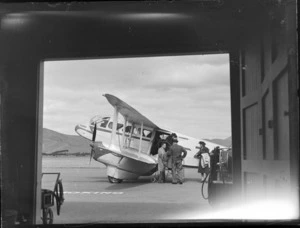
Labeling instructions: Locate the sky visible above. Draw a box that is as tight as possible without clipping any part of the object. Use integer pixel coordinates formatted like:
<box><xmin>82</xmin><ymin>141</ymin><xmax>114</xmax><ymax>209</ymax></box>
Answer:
<box><xmin>43</xmin><ymin>54</ymin><xmax>231</xmax><ymax>139</ymax></box>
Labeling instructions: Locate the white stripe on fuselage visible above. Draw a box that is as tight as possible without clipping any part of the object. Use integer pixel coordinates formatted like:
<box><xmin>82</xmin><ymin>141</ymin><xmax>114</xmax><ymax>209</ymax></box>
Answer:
<box><xmin>76</xmin><ymin>125</ymin><xmax>152</xmax><ymax>143</ymax></box>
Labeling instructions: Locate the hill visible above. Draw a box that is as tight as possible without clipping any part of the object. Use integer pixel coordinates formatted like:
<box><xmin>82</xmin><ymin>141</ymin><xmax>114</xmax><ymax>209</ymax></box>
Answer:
<box><xmin>204</xmin><ymin>136</ymin><xmax>232</xmax><ymax>147</ymax></box>
<box><xmin>43</xmin><ymin>128</ymin><xmax>91</xmax><ymax>155</ymax></box>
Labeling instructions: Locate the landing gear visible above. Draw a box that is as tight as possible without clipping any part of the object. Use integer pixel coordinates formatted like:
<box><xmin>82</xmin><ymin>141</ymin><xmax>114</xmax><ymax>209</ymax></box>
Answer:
<box><xmin>108</xmin><ymin>176</ymin><xmax>123</xmax><ymax>183</ymax></box>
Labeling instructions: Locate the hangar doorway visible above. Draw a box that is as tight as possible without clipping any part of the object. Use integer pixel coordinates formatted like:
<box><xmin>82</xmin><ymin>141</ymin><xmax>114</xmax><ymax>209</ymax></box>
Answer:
<box><xmin>40</xmin><ymin>54</ymin><xmax>232</xmax><ymax>223</ymax></box>
<box><xmin>1</xmin><ymin>1</ymin><xmax>297</xmax><ymax>226</ymax></box>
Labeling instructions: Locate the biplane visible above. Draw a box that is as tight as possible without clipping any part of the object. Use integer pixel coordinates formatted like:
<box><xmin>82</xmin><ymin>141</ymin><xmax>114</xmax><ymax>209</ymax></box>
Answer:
<box><xmin>75</xmin><ymin>94</ymin><xmax>225</xmax><ymax>183</ymax></box>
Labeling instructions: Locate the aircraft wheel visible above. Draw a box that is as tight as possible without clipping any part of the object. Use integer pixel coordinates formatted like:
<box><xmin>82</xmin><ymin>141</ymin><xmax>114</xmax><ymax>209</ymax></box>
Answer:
<box><xmin>108</xmin><ymin>176</ymin><xmax>123</xmax><ymax>183</ymax></box>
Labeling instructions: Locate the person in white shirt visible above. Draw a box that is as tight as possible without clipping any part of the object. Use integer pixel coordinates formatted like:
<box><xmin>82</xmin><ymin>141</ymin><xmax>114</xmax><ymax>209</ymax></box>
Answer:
<box><xmin>157</xmin><ymin>142</ymin><xmax>167</xmax><ymax>183</ymax></box>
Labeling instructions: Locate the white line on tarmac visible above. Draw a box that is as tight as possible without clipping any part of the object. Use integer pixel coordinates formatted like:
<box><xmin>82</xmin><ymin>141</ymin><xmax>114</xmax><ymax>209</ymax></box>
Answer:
<box><xmin>64</xmin><ymin>191</ymin><xmax>124</xmax><ymax>194</ymax></box>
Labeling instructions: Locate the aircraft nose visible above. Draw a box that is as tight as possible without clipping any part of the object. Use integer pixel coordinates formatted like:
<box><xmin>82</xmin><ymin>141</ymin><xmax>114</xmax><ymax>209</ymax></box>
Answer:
<box><xmin>75</xmin><ymin>124</ymin><xmax>87</xmax><ymax>132</ymax></box>
<box><xmin>75</xmin><ymin>124</ymin><xmax>93</xmax><ymax>140</ymax></box>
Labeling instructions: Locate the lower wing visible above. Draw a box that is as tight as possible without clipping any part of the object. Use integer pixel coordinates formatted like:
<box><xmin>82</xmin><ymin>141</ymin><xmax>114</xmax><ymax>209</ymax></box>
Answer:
<box><xmin>94</xmin><ymin>143</ymin><xmax>157</xmax><ymax>165</ymax></box>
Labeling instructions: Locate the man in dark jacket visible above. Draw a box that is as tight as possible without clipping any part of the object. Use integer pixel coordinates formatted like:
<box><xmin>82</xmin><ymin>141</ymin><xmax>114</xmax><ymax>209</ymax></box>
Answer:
<box><xmin>210</xmin><ymin>146</ymin><xmax>220</xmax><ymax>181</ymax></box>
<box><xmin>168</xmin><ymin>138</ymin><xmax>187</xmax><ymax>184</ymax></box>
<box><xmin>164</xmin><ymin>133</ymin><xmax>177</xmax><ymax>170</ymax></box>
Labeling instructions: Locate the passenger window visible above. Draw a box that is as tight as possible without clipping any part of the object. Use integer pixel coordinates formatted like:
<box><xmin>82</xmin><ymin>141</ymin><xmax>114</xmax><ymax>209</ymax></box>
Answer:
<box><xmin>133</xmin><ymin>127</ymin><xmax>139</xmax><ymax>135</ymax></box>
<box><xmin>143</xmin><ymin>129</ymin><xmax>152</xmax><ymax>138</ymax></box>
<box><xmin>107</xmin><ymin>122</ymin><xmax>123</xmax><ymax>130</ymax></box>
<box><xmin>117</xmin><ymin>123</ymin><xmax>123</xmax><ymax>130</ymax></box>
<box><xmin>125</xmin><ymin>126</ymin><xmax>131</xmax><ymax>133</ymax></box>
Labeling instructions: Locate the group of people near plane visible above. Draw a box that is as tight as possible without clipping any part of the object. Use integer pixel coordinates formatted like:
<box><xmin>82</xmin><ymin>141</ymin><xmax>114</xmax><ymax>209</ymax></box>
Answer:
<box><xmin>156</xmin><ymin>133</ymin><xmax>211</xmax><ymax>184</ymax></box>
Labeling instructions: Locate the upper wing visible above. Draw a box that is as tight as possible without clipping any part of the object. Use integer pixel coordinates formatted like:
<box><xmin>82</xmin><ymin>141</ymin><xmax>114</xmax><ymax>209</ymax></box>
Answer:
<box><xmin>103</xmin><ymin>94</ymin><xmax>158</xmax><ymax>129</ymax></box>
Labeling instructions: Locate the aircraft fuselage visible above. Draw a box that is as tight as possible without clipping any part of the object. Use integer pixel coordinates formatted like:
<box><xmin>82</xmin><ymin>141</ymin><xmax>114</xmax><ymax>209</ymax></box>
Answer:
<box><xmin>75</xmin><ymin>115</ymin><xmax>225</xmax><ymax>182</ymax></box>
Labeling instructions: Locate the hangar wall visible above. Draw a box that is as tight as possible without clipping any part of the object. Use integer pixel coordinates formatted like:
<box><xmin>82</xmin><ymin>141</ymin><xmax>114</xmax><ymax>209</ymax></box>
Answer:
<box><xmin>1</xmin><ymin>61</ymin><xmax>40</xmax><ymax>224</ymax></box>
<box><xmin>239</xmin><ymin>1</ymin><xmax>298</xmax><ymax>202</ymax></box>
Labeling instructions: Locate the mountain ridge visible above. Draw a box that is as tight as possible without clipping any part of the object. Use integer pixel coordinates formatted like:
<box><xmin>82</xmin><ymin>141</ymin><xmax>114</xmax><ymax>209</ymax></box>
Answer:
<box><xmin>204</xmin><ymin>136</ymin><xmax>232</xmax><ymax>147</ymax></box>
<box><xmin>43</xmin><ymin>128</ymin><xmax>91</xmax><ymax>155</ymax></box>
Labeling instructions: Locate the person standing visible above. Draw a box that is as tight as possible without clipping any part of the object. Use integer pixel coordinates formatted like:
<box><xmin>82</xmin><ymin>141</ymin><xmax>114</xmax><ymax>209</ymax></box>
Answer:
<box><xmin>164</xmin><ymin>133</ymin><xmax>176</xmax><ymax>169</ymax></box>
<box><xmin>165</xmin><ymin>133</ymin><xmax>177</xmax><ymax>152</ymax></box>
<box><xmin>157</xmin><ymin>142</ymin><xmax>167</xmax><ymax>183</ymax></box>
<box><xmin>194</xmin><ymin>141</ymin><xmax>210</xmax><ymax>182</ymax></box>
<box><xmin>209</xmin><ymin>146</ymin><xmax>220</xmax><ymax>181</ymax></box>
<box><xmin>168</xmin><ymin>138</ymin><xmax>187</xmax><ymax>184</ymax></box>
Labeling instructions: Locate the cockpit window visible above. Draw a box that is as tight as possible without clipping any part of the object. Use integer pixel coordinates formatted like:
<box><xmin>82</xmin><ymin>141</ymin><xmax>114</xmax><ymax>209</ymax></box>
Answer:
<box><xmin>100</xmin><ymin>119</ymin><xmax>109</xmax><ymax>128</ymax></box>
<box><xmin>90</xmin><ymin>116</ymin><xmax>110</xmax><ymax>126</ymax></box>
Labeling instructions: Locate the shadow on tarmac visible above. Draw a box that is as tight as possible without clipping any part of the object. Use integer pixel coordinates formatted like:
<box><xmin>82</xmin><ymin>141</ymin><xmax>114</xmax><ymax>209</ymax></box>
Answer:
<box><xmin>184</xmin><ymin>177</ymin><xmax>202</xmax><ymax>182</ymax></box>
<box><xmin>104</xmin><ymin>176</ymin><xmax>202</xmax><ymax>190</ymax></box>
<box><xmin>105</xmin><ymin>183</ymin><xmax>151</xmax><ymax>190</ymax></box>
<box><xmin>105</xmin><ymin>177</ymin><xmax>153</xmax><ymax>190</ymax></box>
<box><xmin>86</xmin><ymin>176</ymin><xmax>110</xmax><ymax>183</ymax></box>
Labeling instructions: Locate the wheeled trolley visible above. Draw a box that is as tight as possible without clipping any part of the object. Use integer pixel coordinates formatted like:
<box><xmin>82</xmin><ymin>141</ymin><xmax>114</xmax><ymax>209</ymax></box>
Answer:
<box><xmin>41</xmin><ymin>172</ymin><xmax>64</xmax><ymax>224</ymax></box>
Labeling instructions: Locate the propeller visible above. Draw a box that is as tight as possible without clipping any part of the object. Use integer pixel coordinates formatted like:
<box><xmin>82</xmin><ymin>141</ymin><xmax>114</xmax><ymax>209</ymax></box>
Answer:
<box><xmin>90</xmin><ymin>123</ymin><xmax>97</xmax><ymax>164</ymax></box>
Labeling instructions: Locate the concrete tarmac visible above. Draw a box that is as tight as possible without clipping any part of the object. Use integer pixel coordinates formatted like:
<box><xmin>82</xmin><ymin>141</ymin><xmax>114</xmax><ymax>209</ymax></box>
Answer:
<box><xmin>42</xmin><ymin>157</ymin><xmax>213</xmax><ymax>224</ymax></box>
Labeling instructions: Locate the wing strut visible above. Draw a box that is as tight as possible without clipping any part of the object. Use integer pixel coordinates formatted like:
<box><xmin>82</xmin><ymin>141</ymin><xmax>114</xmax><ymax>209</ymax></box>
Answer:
<box><xmin>128</xmin><ymin>123</ymin><xmax>134</xmax><ymax>148</ymax></box>
<box><xmin>147</xmin><ymin>129</ymin><xmax>156</xmax><ymax>155</ymax></box>
<box><xmin>110</xmin><ymin>106</ymin><xmax>118</xmax><ymax>148</ymax></box>
<box><xmin>138</xmin><ymin>122</ymin><xmax>144</xmax><ymax>155</ymax></box>
<box><xmin>122</xmin><ymin>117</ymin><xmax>127</xmax><ymax>148</ymax></box>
